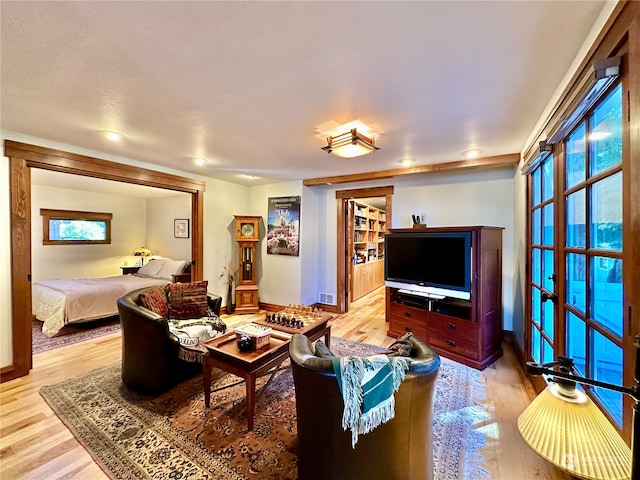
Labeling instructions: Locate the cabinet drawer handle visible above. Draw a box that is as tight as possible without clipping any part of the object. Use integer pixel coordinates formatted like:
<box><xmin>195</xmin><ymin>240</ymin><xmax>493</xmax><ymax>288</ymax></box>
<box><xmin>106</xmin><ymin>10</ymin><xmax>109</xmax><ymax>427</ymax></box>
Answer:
<box><xmin>447</xmin><ymin>340</ymin><xmax>456</xmax><ymax>347</ymax></box>
<box><xmin>447</xmin><ymin>323</ymin><xmax>456</xmax><ymax>329</ymax></box>
<box><xmin>404</xmin><ymin>312</ymin><xmax>412</xmax><ymax>318</ymax></box>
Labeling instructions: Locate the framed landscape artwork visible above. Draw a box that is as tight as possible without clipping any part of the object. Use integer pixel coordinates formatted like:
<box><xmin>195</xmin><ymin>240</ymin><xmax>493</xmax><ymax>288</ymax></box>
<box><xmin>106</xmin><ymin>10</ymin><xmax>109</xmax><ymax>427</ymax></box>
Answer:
<box><xmin>267</xmin><ymin>196</ymin><xmax>300</xmax><ymax>256</ymax></box>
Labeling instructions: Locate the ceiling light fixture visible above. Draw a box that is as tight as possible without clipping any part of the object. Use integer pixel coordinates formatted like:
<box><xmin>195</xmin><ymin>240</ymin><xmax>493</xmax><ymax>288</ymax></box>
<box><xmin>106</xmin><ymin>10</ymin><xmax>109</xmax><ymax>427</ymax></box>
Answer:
<box><xmin>399</xmin><ymin>158</ymin><xmax>416</xmax><ymax>166</ymax></box>
<box><xmin>322</xmin><ymin>128</ymin><xmax>379</xmax><ymax>158</ymax></box>
<box><xmin>462</xmin><ymin>148</ymin><xmax>483</xmax><ymax>159</ymax></box>
<box><xmin>194</xmin><ymin>157</ymin><xmax>207</xmax><ymax>166</ymax></box>
<box><xmin>103</xmin><ymin>131</ymin><xmax>125</xmax><ymax>142</ymax></box>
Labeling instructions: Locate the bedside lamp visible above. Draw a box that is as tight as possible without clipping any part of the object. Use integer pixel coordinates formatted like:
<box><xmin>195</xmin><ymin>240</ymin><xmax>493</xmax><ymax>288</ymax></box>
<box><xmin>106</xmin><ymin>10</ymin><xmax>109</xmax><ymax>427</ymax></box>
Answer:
<box><xmin>518</xmin><ymin>336</ymin><xmax>638</xmax><ymax>480</ymax></box>
<box><xmin>132</xmin><ymin>246</ymin><xmax>153</xmax><ymax>265</ymax></box>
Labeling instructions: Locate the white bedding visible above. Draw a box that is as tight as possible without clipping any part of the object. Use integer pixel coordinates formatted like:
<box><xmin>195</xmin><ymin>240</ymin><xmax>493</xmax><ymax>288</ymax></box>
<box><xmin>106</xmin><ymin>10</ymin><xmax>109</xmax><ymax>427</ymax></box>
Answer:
<box><xmin>33</xmin><ymin>274</ymin><xmax>170</xmax><ymax>337</ymax></box>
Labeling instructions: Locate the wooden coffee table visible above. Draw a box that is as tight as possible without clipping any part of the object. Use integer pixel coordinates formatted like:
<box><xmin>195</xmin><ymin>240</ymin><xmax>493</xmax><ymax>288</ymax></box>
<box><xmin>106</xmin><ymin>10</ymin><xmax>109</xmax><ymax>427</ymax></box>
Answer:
<box><xmin>202</xmin><ymin>311</ymin><xmax>333</xmax><ymax>430</ymax></box>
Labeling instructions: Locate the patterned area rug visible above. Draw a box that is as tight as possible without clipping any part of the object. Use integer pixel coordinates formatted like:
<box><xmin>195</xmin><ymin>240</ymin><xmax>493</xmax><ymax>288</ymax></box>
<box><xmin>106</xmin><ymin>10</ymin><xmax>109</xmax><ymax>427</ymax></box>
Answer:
<box><xmin>40</xmin><ymin>337</ymin><xmax>489</xmax><ymax>480</ymax></box>
<box><xmin>32</xmin><ymin>317</ymin><xmax>121</xmax><ymax>354</ymax></box>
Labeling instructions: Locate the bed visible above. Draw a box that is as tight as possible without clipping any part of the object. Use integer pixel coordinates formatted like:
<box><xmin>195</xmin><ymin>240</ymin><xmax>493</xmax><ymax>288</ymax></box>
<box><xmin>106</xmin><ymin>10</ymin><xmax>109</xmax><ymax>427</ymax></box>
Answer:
<box><xmin>33</xmin><ymin>258</ymin><xmax>191</xmax><ymax>337</ymax></box>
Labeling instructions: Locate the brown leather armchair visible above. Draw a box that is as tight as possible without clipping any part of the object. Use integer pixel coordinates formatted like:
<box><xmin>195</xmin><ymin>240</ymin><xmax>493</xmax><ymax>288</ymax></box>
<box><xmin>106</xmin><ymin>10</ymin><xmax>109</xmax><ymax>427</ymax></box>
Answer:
<box><xmin>117</xmin><ymin>286</ymin><xmax>222</xmax><ymax>395</ymax></box>
<box><xmin>289</xmin><ymin>333</ymin><xmax>441</xmax><ymax>480</ymax></box>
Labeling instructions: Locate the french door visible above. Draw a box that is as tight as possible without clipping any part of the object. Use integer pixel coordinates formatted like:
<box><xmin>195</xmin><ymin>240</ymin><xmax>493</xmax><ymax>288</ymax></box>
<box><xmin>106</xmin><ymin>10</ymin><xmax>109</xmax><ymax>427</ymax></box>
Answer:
<box><xmin>526</xmin><ymin>81</ymin><xmax>626</xmax><ymax>429</ymax></box>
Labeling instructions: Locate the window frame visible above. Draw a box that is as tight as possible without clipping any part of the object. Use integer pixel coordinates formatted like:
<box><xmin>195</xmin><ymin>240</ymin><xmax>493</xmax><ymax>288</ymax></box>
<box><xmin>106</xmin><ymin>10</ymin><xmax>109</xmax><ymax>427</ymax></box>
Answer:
<box><xmin>40</xmin><ymin>208</ymin><xmax>112</xmax><ymax>245</ymax></box>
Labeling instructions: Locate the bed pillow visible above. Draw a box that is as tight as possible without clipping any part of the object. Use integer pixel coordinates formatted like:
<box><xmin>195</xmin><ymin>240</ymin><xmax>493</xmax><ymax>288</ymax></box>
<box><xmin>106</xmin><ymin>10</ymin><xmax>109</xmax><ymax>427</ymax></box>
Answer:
<box><xmin>139</xmin><ymin>287</ymin><xmax>168</xmax><ymax>318</ymax></box>
<box><xmin>156</xmin><ymin>259</ymin><xmax>189</xmax><ymax>280</ymax></box>
<box><xmin>167</xmin><ymin>281</ymin><xmax>209</xmax><ymax>320</ymax></box>
<box><xmin>136</xmin><ymin>259</ymin><xmax>166</xmax><ymax>277</ymax></box>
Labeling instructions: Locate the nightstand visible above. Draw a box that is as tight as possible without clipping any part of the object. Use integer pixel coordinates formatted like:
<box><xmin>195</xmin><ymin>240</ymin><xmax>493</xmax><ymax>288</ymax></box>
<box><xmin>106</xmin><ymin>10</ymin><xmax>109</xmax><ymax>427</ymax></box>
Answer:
<box><xmin>121</xmin><ymin>266</ymin><xmax>141</xmax><ymax>275</ymax></box>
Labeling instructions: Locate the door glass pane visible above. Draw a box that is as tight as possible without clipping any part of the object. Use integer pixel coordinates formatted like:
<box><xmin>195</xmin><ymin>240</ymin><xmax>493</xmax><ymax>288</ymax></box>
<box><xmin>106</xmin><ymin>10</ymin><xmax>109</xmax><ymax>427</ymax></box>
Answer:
<box><xmin>591</xmin><ymin>172</ymin><xmax>622</xmax><ymax>251</ymax></box>
<box><xmin>532</xmin><ymin>208</ymin><xmax>541</xmax><ymax>245</ymax></box>
<box><xmin>532</xmin><ymin>168</ymin><xmax>541</xmax><ymax>206</ymax></box>
<box><xmin>591</xmin><ymin>256</ymin><xmax>623</xmax><ymax>337</ymax></box>
<box><xmin>542</xmin><ymin>339</ymin><xmax>554</xmax><ymax>364</ymax></box>
<box><xmin>590</xmin><ymin>84</ymin><xmax>622</xmax><ymax>176</ymax></box>
<box><xmin>566</xmin><ymin>253</ymin><xmax>586</xmax><ymax>314</ymax></box>
<box><xmin>542</xmin><ymin>156</ymin><xmax>553</xmax><ymax>201</ymax></box>
<box><xmin>532</xmin><ymin>287</ymin><xmax>541</xmax><ymax>325</ymax></box>
<box><xmin>566</xmin><ymin>122</ymin><xmax>586</xmax><ymax>189</ymax></box>
<box><xmin>566</xmin><ymin>188</ymin><xmax>585</xmax><ymax>247</ymax></box>
<box><xmin>532</xmin><ymin>248</ymin><xmax>541</xmax><ymax>286</ymax></box>
<box><xmin>542</xmin><ymin>296</ymin><xmax>554</xmax><ymax>341</ymax></box>
<box><xmin>542</xmin><ymin>250</ymin><xmax>554</xmax><ymax>292</ymax></box>
<box><xmin>542</xmin><ymin>204</ymin><xmax>553</xmax><ymax>245</ymax></box>
<box><xmin>590</xmin><ymin>330</ymin><xmax>623</xmax><ymax>426</ymax></box>
<box><xmin>532</xmin><ymin>325</ymin><xmax>541</xmax><ymax>363</ymax></box>
<box><xmin>566</xmin><ymin>312</ymin><xmax>586</xmax><ymax>375</ymax></box>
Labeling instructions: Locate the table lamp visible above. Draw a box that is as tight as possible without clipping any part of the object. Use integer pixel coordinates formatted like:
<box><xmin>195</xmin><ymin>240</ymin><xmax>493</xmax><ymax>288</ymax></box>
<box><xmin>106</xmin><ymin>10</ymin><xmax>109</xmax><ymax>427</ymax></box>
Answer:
<box><xmin>132</xmin><ymin>246</ymin><xmax>153</xmax><ymax>265</ymax></box>
<box><xmin>518</xmin><ymin>335</ymin><xmax>638</xmax><ymax>480</ymax></box>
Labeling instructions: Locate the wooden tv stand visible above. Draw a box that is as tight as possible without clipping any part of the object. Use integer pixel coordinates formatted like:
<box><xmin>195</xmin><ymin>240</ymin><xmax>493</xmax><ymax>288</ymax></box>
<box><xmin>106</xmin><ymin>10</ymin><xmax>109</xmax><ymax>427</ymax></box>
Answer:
<box><xmin>385</xmin><ymin>226</ymin><xmax>503</xmax><ymax>370</ymax></box>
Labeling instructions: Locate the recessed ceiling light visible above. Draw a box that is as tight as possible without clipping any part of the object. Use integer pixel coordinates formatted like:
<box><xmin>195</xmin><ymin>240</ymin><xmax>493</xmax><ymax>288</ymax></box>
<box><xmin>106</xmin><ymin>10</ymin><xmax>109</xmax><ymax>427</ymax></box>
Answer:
<box><xmin>103</xmin><ymin>131</ymin><xmax>125</xmax><ymax>142</ymax></box>
<box><xmin>399</xmin><ymin>158</ymin><xmax>416</xmax><ymax>166</ymax></box>
<box><xmin>241</xmin><ymin>174</ymin><xmax>259</xmax><ymax>179</ymax></box>
<box><xmin>462</xmin><ymin>148</ymin><xmax>483</xmax><ymax>159</ymax></box>
<box><xmin>194</xmin><ymin>157</ymin><xmax>207</xmax><ymax>166</ymax></box>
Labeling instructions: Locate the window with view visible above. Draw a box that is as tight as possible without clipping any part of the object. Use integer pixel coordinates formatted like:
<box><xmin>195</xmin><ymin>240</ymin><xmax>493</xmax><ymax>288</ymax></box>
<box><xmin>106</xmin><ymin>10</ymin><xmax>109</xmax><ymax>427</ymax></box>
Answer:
<box><xmin>564</xmin><ymin>83</ymin><xmax>623</xmax><ymax>426</ymax></box>
<box><xmin>41</xmin><ymin>209</ymin><xmax>112</xmax><ymax>245</ymax></box>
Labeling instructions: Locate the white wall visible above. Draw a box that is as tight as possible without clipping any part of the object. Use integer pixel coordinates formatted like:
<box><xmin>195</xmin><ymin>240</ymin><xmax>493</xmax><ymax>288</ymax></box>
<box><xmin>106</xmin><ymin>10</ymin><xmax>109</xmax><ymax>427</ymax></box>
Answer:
<box><xmin>31</xmin><ymin>185</ymin><xmax>147</xmax><ymax>281</ymax></box>
<box><xmin>201</xmin><ymin>177</ymin><xmax>251</xmax><ymax>306</ymax></box>
<box><xmin>146</xmin><ymin>194</ymin><xmax>191</xmax><ymax>262</ymax></box>
<box><xmin>1</xmin><ymin>130</ymin><xmax>250</xmax><ymax>368</ymax></box>
<box><xmin>511</xmin><ymin>168</ymin><xmax>527</xmax><ymax>350</ymax></box>
<box><xmin>308</xmin><ymin>168</ymin><xmax>518</xmax><ymax>330</ymax></box>
<box><xmin>0</xmin><ymin>145</ymin><xmax>11</xmax><ymax>366</ymax></box>
<box><xmin>246</xmin><ymin>181</ymin><xmax>307</xmax><ymax>307</ymax></box>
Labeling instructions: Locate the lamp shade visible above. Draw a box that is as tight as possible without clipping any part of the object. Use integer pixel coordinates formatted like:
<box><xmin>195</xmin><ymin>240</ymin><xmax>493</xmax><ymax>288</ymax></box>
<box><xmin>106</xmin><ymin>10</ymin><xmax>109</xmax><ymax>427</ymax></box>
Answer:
<box><xmin>132</xmin><ymin>246</ymin><xmax>153</xmax><ymax>264</ymax></box>
<box><xmin>518</xmin><ymin>383</ymin><xmax>631</xmax><ymax>480</ymax></box>
<box><xmin>321</xmin><ymin>128</ymin><xmax>379</xmax><ymax>158</ymax></box>
<box><xmin>132</xmin><ymin>246</ymin><xmax>152</xmax><ymax>257</ymax></box>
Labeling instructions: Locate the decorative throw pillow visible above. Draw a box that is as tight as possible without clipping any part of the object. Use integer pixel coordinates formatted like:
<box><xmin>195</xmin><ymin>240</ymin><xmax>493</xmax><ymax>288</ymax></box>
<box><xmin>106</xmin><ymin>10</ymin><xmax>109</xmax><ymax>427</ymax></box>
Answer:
<box><xmin>314</xmin><ymin>340</ymin><xmax>336</xmax><ymax>358</ymax></box>
<box><xmin>139</xmin><ymin>287</ymin><xmax>168</xmax><ymax>318</ymax></box>
<box><xmin>166</xmin><ymin>281</ymin><xmax>209</xmax><ymax>320</ymax></box>
<box><xmin>383</xmin><ymin>331</ymin><xmax>414</xmax><ymax>357</ymax></box>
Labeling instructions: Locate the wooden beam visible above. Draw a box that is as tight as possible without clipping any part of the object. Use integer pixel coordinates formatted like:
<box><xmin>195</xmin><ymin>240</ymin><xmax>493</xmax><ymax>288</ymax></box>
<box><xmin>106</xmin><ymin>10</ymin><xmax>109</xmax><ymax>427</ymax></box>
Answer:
<box><xmin>4</xmin><ymin>140</ymin><xmax>205</xmax><ymax>194</ymax></box>
<box><xmin>303</xmin><ymin>153</ymin><xmax>520</xmax><ymax>186</ymax></box>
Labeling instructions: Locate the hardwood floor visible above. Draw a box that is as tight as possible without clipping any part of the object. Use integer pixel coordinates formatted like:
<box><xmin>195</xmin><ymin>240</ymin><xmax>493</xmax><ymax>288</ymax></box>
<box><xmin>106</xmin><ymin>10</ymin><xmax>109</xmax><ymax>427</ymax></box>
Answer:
<box><xmin>0</xmin><ymin>287</ymin><xmax>570</xmax><ymax>480</ymax></box>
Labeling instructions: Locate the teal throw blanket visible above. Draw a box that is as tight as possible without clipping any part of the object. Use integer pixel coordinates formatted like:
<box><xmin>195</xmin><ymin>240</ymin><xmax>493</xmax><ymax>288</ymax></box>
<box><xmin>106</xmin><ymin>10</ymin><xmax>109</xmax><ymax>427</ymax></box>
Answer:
<box><xmin>332</xmin><ymin>354</ymin><xmax>409</xmax><ymax>447</ymax></box>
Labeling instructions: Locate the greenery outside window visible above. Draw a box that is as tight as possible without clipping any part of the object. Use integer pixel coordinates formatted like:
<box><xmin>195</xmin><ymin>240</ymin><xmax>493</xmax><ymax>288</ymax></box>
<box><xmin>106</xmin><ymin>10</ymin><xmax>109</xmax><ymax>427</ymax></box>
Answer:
<box><xmin>41</xmin><ymin>209</ymin><xmax>112</xmax><ymax>245</ymax></box>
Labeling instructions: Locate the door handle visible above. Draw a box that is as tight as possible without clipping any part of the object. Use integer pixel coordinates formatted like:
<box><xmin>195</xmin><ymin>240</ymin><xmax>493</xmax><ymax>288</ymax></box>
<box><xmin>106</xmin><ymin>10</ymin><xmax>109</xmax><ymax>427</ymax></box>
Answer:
<box><xmin>541</xmin><ymin>291</ymin><xmax>558</xmax><ymax>304</ymax></box>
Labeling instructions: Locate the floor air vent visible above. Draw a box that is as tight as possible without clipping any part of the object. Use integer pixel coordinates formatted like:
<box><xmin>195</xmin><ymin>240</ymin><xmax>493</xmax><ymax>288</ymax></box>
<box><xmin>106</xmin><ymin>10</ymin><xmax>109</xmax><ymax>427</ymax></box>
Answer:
<box><xmin>318</xmin><ymin>293</ymin><xmax>336</xmax><ymax>305</ymax></box>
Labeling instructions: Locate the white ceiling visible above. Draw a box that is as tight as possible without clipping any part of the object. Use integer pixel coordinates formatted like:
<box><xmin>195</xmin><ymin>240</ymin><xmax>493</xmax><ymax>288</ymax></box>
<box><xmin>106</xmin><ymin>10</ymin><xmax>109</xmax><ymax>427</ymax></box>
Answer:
<box><xmin>1</xmin><ymin>1</ymin><xmax>608</xmax><ymax>187</ymax></box>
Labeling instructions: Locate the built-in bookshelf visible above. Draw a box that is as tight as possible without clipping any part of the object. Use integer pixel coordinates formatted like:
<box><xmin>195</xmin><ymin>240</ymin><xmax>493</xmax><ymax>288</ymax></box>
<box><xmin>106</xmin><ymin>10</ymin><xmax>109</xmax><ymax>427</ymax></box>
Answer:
<box><xmin>352</xmin><ymin>200</ymin><xmax>386</xmax><ymax>300</ymax></box>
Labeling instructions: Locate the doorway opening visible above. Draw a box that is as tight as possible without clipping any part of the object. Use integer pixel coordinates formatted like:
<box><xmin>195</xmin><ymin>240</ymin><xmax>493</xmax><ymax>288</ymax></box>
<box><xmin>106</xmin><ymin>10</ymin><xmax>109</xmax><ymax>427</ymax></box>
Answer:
<box><xmin>335</xmin><ymin>186</ymin><xmax>393</xmax><ymax>313</ymax></box>
<box><xmin>4</xmin><ymin>140</ymin><xmax>205</xmax><ymax>382</ymax></box>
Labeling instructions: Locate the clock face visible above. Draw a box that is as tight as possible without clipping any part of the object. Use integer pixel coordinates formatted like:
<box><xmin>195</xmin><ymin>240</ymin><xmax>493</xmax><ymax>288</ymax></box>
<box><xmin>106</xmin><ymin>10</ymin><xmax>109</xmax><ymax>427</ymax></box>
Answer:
<box><xmin>241</xmin><ymin>223</ymin><xmax>255</xmax><ymax>237</ymax></box>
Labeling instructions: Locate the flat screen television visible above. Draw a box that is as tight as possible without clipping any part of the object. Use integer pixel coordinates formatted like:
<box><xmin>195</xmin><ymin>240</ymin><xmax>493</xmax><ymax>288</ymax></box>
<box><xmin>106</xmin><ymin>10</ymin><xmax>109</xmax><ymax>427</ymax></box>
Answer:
<box><xmin>384</xmin><ymin>231</ymin><xmax>472</xmax><ymax>300</ymax></box>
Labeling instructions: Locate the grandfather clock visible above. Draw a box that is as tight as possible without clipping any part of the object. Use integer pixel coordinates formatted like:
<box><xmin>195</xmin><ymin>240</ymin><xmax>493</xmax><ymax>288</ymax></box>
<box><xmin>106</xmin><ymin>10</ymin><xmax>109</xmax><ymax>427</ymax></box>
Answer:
<box><xmin>234</xmin><ymin>215</ymin><xmax>261</xmax><ymax>314</ymax></box>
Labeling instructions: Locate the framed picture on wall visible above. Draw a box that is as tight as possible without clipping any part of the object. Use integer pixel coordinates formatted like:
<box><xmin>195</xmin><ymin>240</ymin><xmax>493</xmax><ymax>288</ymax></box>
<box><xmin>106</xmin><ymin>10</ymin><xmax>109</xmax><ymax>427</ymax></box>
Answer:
<box><xmin>174</xmin><ymin>219</ymin><xmax>189</xmax><ymax>238</ymax></box>
<box><xmin>267</xmin><ymin>196</ymin><xmax>300</xmax><ymax>256</ymax></box>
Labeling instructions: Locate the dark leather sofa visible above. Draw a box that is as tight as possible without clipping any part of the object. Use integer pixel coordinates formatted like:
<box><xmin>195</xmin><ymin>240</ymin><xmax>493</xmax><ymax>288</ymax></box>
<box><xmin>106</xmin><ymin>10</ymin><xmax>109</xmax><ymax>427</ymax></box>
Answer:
<box><xmin>289</xmin><ymin>333</ymin><xmax>441</xmax><ymax>480</ymax></box>
<box><xmin>117</xmin><ymin>286</ymin><xmax>222</xmax><ymax>395</ymax></box>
